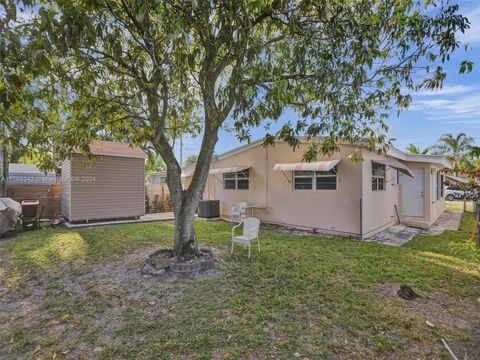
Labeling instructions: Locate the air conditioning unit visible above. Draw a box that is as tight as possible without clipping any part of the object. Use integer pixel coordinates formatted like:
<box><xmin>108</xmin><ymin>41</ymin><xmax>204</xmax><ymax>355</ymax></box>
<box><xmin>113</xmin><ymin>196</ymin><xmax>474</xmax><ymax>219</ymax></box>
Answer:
<box><xmin>198</xmin><ymin>200</ymin><xmax>220</xmax><ymax>218</ymax></box>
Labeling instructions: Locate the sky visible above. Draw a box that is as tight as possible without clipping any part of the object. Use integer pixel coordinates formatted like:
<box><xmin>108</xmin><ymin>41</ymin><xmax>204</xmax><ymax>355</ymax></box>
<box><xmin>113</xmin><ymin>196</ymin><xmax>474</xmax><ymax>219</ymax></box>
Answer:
<box><xmin>177</xmin><ymin>0</ymin><xmax>480</xmax><ymax>163</ymax></box>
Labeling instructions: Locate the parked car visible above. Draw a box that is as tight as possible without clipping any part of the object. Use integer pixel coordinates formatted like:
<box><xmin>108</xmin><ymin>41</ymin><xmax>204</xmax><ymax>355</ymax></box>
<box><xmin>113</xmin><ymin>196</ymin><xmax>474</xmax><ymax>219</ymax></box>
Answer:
<box><xmin>444</xmin><ymin>186</ymin><xmax>467</xmax><ymax>201</ymax></box>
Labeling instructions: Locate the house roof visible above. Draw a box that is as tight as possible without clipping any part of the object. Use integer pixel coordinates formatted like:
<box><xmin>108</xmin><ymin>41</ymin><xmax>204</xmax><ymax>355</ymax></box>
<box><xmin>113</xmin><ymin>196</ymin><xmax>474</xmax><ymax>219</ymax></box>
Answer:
<box><xmin>9</xmin><ymin>163</ymin><xmax>55</xmax><ymax>175</ymax></box>
<box><xmin>86</xmin><ymin>140</ymin><xmax>147</xmax><ymax>159</ymax></box>
<box><xmin>180</xmin><ymin>138</ymin><xmax>451</xmax><ymax>177</ymax></box>
<box><xmin>212</xmin><ymin>138</ymin><xmax>452</xmax><ymax>168</ymax></box>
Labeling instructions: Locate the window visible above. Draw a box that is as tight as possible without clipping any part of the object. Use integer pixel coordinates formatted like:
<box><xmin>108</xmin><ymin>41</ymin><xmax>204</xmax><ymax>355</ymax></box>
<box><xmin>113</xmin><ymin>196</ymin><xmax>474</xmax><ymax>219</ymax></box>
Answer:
<box><xmin>223</xmin><ymin>169</ymin><xmax>249</xmax><ymax>190</ymax></box>
<box><xmin>293</xmin><ymin>169</ymin><xmax>337</xmax><ymax>190</ymax></box>
<box><xmin>372</xmin><ymin>164</ymin><xmax>385</xmax><ymax>191</ymax></box>
<box><xmin>315</xmin><ymin>170</ymin><xmax>337</xmax><ymax>190</ymax></box>
<box><xmin>391</xmin><ymin>169</ymin><xmax>400</xmax><ymax>185</ymax></box>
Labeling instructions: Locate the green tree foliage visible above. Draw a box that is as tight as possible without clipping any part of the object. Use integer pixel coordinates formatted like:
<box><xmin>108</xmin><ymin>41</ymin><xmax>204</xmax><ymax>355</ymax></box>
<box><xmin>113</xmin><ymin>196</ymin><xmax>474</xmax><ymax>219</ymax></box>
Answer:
<box><xmin>145</xmin><ymin>152</ymin><xmax>166</xmax><ymax>173</ymax></box>
<box><xmin>2</xmin><ymin>0</ymin><xmax>472</xmax><ymax>259</ymax></box>
<box><xmin>406</xmin><ymin>144</ymin><xmax>430</xmax><ymax>155</ymax></box>
<box><xmin>184</xmin><ymin>155</ymin><xmax>198</xmax><ymax>167</ymax></box>
<box><xmin>432</xmin><ymin>133</ymin><xmax>474</xmax><ymax>174</ymax></box>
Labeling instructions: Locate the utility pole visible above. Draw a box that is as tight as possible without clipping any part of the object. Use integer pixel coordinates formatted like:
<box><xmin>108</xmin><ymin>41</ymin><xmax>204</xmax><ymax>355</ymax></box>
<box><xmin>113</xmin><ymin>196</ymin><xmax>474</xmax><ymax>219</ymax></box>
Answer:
<box><xmin>180</xmin><ymin>135</ymin><xmax>183</xmax><ymax>168</ymax></box>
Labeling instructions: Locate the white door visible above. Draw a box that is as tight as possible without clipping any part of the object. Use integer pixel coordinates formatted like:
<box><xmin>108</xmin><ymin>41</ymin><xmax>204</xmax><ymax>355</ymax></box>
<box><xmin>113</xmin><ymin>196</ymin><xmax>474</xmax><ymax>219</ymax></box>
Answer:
<box><xmin>402</xmin><ymin>168</ymin><xmax>425</xmax><ymax>217</ymax></box>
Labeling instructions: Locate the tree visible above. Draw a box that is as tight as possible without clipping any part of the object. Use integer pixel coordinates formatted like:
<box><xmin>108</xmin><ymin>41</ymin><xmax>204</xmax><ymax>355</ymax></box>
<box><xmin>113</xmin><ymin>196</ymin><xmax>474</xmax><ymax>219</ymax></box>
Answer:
<box><xmin>4</xmin><ymin>1</ymin><xmax>471</xmax><ymax>260</ymax></box>
<box><xmin>145</xmin><ymin>152</ymin><xmax>166</xmax><ymax>173</ymax></box>
<box><xmin>184</xmin><ymin>155</ymin><xmax>198</xmax><ymax>168</ymax></box>
<box><xmin>406</xmin><ymin>144</ymin><xmax>430</xmax><ymax>155</ymax></box>
<box><xmin>432</xmin><ymin>133</ymin><xmax>474</xmax><ymax>174</ymax></box>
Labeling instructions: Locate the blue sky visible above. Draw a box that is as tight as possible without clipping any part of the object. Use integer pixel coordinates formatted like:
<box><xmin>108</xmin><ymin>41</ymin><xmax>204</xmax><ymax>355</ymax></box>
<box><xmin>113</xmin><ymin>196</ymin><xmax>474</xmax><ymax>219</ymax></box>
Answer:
<box><xmin>177</xmin><ymin>1</ymin><xmax>480</xmax><ymax>162</ymax></box>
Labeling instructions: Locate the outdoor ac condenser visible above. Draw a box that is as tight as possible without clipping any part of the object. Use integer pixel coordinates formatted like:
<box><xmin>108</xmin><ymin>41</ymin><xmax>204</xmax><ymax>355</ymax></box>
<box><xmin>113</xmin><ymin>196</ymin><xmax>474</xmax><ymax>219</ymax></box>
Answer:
<box><xmin>198</xmin><ymin>200</ymin><xmax>220</xmax><ymax>218</ymax></box>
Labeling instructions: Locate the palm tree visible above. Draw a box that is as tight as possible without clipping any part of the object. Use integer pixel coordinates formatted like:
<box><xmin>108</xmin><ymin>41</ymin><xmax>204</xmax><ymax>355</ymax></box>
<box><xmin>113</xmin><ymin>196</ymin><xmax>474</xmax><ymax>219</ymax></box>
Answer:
<box><xmin>432</xmin><ymin>133</ymin><xmax>474</xmax><ymax>174</ymax></box>
<box><xmin>406</xmin><ymin>144</ymin><xmax>430</xmax><ymax>154</ymax></box>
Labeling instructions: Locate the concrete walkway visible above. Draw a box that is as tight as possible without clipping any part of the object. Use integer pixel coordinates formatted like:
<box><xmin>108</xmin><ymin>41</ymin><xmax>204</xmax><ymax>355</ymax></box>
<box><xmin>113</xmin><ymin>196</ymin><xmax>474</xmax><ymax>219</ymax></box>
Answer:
<box><xmin>65</xmin><ymin>212</ymin><xmax>175</xmax><ymax>229</ymax></box>
<box><xmin>365</xmin><ymin>225</ymin><xmax>421</xmax><ymax>247</ymax></box>
<box><xmin>434</xmin><ymin>210</ymin><xmax>462</xmax><ymax>231</ymax></box>
<box><xmin>366</xmin><ymin>210</ymin><xmax>463</xmax><ymax>246</ymax></box>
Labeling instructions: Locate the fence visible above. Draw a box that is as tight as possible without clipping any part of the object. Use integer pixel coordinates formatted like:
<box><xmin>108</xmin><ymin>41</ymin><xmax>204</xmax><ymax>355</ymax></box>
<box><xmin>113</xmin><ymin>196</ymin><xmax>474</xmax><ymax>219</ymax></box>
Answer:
<box><xmin>6</xmin><ymin>184</ymin><xmax>62</xmax><ymax>220</ymax></box>
<box><xmin>145</xmin><ymin>184</ymin><xmax>173</xmax><ymax>213</ymax></box>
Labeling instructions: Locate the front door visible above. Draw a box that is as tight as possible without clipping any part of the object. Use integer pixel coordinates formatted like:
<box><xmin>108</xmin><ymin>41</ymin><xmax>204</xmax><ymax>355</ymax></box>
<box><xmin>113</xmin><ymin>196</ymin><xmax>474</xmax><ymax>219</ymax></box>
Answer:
<box><xmin>402</xmin><ymin>168</ymin><xmax>425</xmax><ymax>217</ymax></box>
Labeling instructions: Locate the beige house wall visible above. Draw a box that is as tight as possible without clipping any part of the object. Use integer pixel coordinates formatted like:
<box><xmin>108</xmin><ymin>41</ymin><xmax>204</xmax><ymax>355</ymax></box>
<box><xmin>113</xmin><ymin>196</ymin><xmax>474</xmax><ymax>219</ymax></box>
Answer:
<box><xmin>360</xmin><ymin>150</ymin><xmax>402</xmax><ymax>238</ymax></box>
<box><xmin>203</xmin><ymin>142</ymin><xmax>363</xmax><ymax>236</ymax></box>
<box><xmin>63</xmin><ymin>154</ymin><xmax>145</xmax><ymax>222</ymax></box>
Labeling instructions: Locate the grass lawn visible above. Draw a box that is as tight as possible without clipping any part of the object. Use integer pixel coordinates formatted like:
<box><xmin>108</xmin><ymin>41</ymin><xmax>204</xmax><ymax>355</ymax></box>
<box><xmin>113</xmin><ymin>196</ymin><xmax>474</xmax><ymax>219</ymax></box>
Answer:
<box><xmin>445</xmin><ymin>200</ymin><xmax>475</xmax><ymax>213</ymax></box>
<box><xmin>1</xmin><ymin>216</ymin><xmax>479</xmax><ymax>359</ymax></box>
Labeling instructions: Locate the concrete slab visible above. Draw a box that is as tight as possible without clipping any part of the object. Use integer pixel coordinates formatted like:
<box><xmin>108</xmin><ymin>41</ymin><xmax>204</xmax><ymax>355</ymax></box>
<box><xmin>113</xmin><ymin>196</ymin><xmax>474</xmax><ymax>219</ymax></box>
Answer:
<box><xmin>366</xmin><ymin>225</ymin><xmax>421</xmax><ymax>247</ymax></box>
<box><xmin>65</xmin><ymin>212</ymin><xmax>175</xmax><ymax>229</ymax></box>
<box><xmin>434</xmin><ymin>211</ymin><xmax>462</xmax><ymax>231</ymax></box>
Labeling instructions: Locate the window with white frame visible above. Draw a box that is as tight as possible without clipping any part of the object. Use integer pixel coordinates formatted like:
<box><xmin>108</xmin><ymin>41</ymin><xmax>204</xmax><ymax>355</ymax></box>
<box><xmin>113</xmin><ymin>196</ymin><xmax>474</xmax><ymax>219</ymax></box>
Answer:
<box><xmin>223</xmin><ymin>169</ymin><xmax>249</xmax><ymax>190</ymax></box>
<box><xmin>293</xmin><ymin>168</ymin><xmax>337</xmax><ymax>190</ymax></box>
<box><xmin>391</xmin><ymin>169</ymin><xmax>400</xmax><ymax>185</ymax></box>
<box><xmin>372</xmin><ymin>164</ymin><xmax>385</xmax><ymax>191</ymax></box>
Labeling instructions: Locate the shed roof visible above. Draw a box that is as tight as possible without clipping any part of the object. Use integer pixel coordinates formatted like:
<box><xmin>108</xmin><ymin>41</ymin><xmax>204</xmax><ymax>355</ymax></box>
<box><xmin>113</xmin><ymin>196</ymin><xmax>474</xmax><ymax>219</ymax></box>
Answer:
<box><xmin>87</xmin><ymin>140</ymin><xmax>147</xmax><ymax>159</ymax></box>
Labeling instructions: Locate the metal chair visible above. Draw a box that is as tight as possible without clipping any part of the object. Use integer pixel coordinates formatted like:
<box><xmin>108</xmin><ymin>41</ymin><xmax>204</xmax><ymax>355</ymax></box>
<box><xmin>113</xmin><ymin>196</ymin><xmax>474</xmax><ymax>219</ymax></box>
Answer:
<box><xmin>231</xmin><ymin>217</ymin><xmax>260</xmax><ymax>259</ymax></box>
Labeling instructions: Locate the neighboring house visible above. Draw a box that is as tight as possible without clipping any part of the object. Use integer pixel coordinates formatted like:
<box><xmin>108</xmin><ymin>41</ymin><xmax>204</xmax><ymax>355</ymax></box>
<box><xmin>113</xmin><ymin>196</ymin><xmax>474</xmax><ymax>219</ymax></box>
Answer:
<box><xmin>62</xmin><ymin>140</ymin><xmax>147</xmax><ymax>223</ymax></box>
<box><xmin>182</xmin><ymin>140</ymin><xmax>450</xmax><ymax>239</ymax></box>
<box><xmin>8</xmin><ymin>163</ymin><xmax>58</xmax><ymax>185</ymax></box>
<box><xmin>146</xmin><ymin>171</ymin><xmax>167</xmax><ymax>185</ymax></box>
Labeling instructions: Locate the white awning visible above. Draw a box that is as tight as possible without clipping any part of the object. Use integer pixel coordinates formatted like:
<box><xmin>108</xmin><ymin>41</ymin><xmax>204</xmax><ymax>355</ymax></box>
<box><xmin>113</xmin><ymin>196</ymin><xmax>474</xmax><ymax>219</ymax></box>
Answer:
<box><xmin>273</xmin><ymin>160</ymin><xmax>341</xmax><ymax>172</ymax></box>
<box><xmin>208</xmin><ymin>166</ymin><xmax>249</xmax><ymax>175</ymax></box>
<box><xmin>372</xmin><ymin>160</ymin><xmax>414</xmax><ymax>178</ymax></box>
<box><xmin>181</xmin><ymin>166</ymin><xmax>249</xmax><ymax>178</ymax></box>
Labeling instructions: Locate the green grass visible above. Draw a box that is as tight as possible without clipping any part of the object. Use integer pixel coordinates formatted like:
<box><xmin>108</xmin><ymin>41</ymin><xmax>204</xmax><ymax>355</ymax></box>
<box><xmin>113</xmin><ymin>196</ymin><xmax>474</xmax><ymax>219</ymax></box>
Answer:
<box><xmin>445</xmin><ymin>200</ymin><xmax>475</xmax><ymax>213</ymax></box>
<box><xmin>1</xmin><ymin>218</ymin><xmax>479</xmax><ymax>359</ymax></box>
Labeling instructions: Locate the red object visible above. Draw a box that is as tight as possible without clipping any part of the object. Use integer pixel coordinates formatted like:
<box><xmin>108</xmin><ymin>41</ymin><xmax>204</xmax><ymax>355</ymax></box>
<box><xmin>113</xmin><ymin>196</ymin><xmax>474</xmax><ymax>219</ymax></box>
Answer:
<box><xmin>21</xmin><ymin>200</ymin><xmax>40</xmax><ymax>218</ymax></box>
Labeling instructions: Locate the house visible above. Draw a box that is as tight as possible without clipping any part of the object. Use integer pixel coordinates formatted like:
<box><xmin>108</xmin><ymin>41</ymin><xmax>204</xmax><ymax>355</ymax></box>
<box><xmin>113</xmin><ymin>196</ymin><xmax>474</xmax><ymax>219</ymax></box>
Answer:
<box><xmin>8</xmin><ymin>163</ymin><xmax>58</xmax><ymax>185</ymax></box>
<box><xmin>182</xmin><ymin>140</ymin><xmax>450</xmax><ymax>239</ymax></box>
<box><xmin>146</xmin><ymin>171</ymin><xmax>167</xmax><ymax>185</ymax></box>
<box><xmin>61</xmin><ymin>140</ymin><xmax>147</xmax><ymax>223</ymax></box>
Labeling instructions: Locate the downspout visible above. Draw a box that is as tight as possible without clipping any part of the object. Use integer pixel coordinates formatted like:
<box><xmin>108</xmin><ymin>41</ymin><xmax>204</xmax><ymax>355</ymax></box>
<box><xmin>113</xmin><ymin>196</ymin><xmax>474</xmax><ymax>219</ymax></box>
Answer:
<box><xmin>359</xmin><ymin>198</ymin><xmax>363</xmax><ymax>240</ymax></box>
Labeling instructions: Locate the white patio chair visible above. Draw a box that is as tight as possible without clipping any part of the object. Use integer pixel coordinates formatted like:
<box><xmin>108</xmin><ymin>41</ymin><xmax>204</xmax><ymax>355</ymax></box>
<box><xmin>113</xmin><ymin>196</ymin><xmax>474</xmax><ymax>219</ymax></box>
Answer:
<box><xmin>230</xmin><ymin>201</ymin><xmax>247</xmax><ymax>223</ymax></box>
<box><xmin>231</xmin><ymin>217</ymin><xmax>260</xmax><ymax>259</ymax></box>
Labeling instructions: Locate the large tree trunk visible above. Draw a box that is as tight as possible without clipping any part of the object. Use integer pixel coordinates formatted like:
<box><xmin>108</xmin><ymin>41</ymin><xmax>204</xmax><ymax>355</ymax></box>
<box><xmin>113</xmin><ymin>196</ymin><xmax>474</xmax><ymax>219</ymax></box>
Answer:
<box><xmin>153</xmin><ymin>119</ymin><xmax>220</xmax><ymax>261</ymax></box>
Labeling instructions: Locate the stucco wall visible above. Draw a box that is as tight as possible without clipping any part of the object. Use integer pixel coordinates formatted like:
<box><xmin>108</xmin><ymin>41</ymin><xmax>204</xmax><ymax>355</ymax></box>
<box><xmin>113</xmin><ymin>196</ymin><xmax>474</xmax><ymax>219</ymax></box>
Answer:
<box><xmin>203</xmin><ymin>142</ymin><xmax>363</xmax><ymax>236</ymax></box>
<box><xmin>360</xmin><ymin>150</ymin><xmax>402</xmax><ymax>238</ymax></box>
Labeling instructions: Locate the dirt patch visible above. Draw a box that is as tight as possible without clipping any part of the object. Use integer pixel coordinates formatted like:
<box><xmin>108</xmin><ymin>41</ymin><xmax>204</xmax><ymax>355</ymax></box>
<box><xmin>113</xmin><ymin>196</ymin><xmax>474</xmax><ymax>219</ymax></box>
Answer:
<box><xmin>0</xmin><ymin>245</ymin><xmax>225</xmax><ymax>358</ymax></box>
<box><xmin>373</xmin><ymin>281</ymin><xmax>480</xmax><ymax>358</ymax></box>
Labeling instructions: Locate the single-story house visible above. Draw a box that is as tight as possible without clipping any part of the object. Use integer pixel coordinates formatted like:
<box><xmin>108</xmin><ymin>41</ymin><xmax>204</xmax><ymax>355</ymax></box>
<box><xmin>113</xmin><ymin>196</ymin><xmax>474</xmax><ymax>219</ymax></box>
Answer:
<box><xmin>182</xmin><ymin>140</ymin><xmax>450</xmax><ymax>239</ymax></box>
<box><xmin>146</xmin><ymin>171</ymin><xmax>167</xmax><ymax>185</ymax></box>
<box><xmin>62</xmin><ymin>140</ymin><xmax>147</xmax><ymax>223</ymax></box>
<box><xmin>8</xmin><ymin>163</ymin><xmax>58</xmax><ymax>185</ymax></box>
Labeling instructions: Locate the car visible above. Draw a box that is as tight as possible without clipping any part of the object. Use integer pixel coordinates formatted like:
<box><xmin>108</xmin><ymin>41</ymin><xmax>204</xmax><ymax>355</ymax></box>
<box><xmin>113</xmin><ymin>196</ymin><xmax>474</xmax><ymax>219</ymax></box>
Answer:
<box><xmin>444</xmin><ymin>186</ymin><xmax>467</xmax><ymax>201</ymax></box>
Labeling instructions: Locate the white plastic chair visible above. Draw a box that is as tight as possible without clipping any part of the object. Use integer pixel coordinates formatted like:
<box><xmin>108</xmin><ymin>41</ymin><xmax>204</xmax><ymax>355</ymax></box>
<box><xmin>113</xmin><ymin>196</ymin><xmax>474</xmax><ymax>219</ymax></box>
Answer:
<box><xmin>230</xmin><ymin>201</ymin><xmax>247</xmax><ymax>223</ymax></box>
<box><xmin>231</xmin><ymin>217</ymin><xmax>260</xmax><ymax>259</ymax></box>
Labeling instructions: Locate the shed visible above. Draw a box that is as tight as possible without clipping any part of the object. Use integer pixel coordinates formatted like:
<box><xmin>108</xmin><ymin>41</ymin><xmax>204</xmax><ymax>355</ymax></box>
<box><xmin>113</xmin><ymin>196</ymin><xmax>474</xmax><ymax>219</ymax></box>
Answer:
<box><xmin>61</xmin><ymin>140</ymin><xmax>147</xmax><ymax>223</ymax></box>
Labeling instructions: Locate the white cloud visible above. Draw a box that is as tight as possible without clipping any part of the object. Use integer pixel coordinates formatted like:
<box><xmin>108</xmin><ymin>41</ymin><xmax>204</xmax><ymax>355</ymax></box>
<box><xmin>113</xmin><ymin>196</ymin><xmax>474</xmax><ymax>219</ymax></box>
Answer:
<box><xmin>458</xmin><ymin>5</ymin><xmax>480</xmax><ymax>44</ymax></box>
<box><xmin>415</xmin><ymin>85</ymin><xmax>473</xmax><ymax>96</ymax></box>
<box><xmin>413</xmin><ymin>92</ymin><xmax>480</xmax><ymax>122</ymax></box>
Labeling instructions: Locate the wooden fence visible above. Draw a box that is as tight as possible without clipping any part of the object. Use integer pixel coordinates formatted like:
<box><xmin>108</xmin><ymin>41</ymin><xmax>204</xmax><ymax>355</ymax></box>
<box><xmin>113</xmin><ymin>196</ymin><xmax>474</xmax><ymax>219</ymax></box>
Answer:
<box><xmin>6</xmin><ymin>184</ymin><xmax>62</xmax><ymax>220</ymax></box>
<box><xmin>145</xmin><ymin>184</ymin><xmax>173</xmax><ymax>213</ymax></box>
